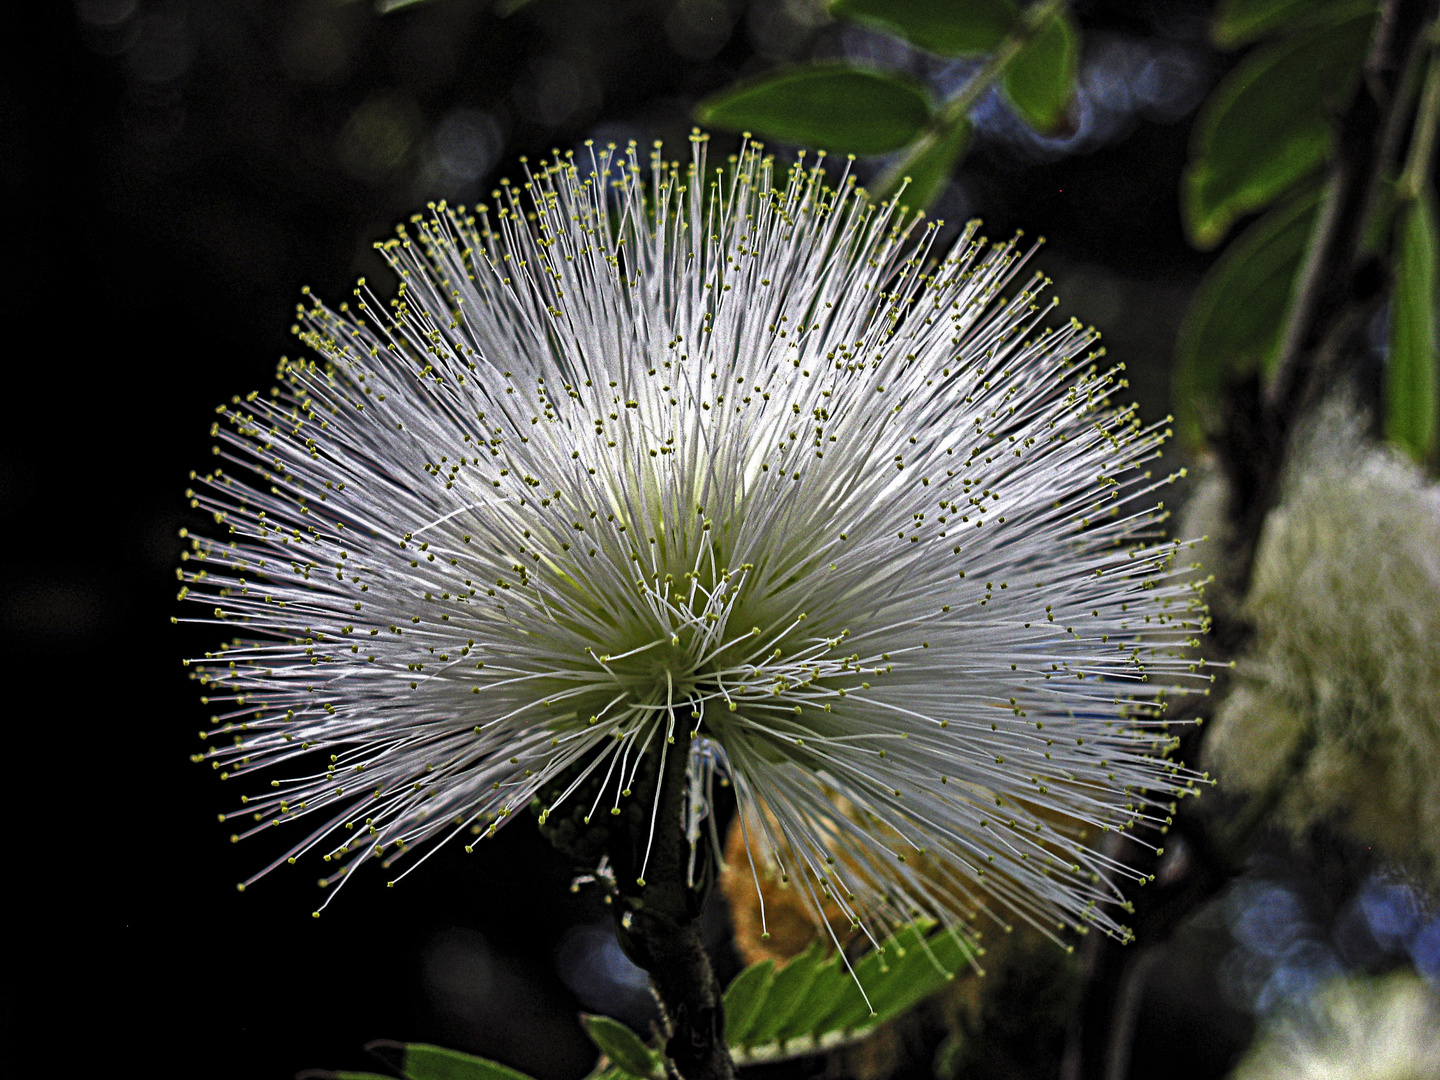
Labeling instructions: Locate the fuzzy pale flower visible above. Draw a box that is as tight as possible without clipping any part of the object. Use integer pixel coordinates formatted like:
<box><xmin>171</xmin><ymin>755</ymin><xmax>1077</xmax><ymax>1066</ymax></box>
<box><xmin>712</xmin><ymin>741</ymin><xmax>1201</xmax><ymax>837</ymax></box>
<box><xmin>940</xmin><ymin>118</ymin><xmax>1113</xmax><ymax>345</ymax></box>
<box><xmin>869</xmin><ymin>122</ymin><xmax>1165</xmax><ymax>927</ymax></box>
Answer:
<box><xmin>1205</xmin><ymin>411</ymin><xmax>1440</xmax><ymax>884</ymax></box>
<box><xmin>1231</xmin><ymin>973</ymin><xmax>1440</xmax><ymax>1080</ymax></box>
<box><xmin>180</xmin><ymin>137</ymin><xmax>1206</xmax><ymax>942</ymax></box>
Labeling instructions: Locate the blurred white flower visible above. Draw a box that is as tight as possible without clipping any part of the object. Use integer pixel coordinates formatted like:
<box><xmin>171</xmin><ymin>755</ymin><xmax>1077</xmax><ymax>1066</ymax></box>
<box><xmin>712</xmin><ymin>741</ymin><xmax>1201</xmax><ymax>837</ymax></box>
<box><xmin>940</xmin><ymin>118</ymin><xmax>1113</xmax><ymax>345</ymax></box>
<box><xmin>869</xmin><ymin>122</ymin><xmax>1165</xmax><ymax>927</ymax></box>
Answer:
<box><xmin>1232</xmin><ymin>972</ymin><xmax>1440</xmax><ymax>1080</ymax></box>
<box><xmin>180</xmin><ymin>136</ymin><xmax>1206</xmax><ymax>939</ymax></box>
<box><xmin>1206</xmin><ymin>411</ymin><xmax>1440</xmax><ymax>884</ymax></box>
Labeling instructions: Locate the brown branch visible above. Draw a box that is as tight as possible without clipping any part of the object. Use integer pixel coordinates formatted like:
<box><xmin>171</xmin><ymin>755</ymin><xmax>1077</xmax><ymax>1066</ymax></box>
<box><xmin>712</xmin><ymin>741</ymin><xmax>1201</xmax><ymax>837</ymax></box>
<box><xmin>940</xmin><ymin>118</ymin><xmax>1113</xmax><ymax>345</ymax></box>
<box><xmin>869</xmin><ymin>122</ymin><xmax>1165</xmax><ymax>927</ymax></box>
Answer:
<box><xmin>607</xmin><ymin>735</ymin><xmax>734</xmax><ymax>1080</ymax></box>
<box><xmin>537</xmin><ymin>722</ymin><xmax>731</xmax><ymax>1080</ymax></box>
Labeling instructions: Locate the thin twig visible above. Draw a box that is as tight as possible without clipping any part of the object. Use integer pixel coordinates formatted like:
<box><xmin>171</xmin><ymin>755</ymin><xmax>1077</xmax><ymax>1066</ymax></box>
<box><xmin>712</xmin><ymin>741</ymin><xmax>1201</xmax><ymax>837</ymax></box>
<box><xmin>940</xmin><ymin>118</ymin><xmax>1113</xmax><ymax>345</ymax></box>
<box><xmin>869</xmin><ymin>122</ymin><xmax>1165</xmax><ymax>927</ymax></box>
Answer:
<box><xmin>609</xmin><ymin>736</ymin><xmax>734</xmax><ymax>1080</ymax></box>
<box><xmin>935</xmin><ymin>0</ymin><xmax>1067</xmax><ymax>130</ymax></box>
<box><xmin>1398</xmin><ymin>28</ymin><xmax>1440</xmax><ymax>201</ymax></box>
<box><xmin>875</xmin><ymin>0</ymin><xmax>1066</xmax><ymax>199</ymax></box>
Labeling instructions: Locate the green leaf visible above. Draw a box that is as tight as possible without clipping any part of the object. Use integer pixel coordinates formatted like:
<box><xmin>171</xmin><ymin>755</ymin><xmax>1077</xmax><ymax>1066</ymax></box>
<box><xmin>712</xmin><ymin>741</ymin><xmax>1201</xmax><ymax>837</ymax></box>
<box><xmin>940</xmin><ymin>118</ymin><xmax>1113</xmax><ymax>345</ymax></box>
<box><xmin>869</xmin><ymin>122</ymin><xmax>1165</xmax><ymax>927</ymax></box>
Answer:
<box><xmin>1173</xmin><ymin>188</ymin><xmax>1321</xmax><ymax>448</ymax></box>
<box><xmin>804</xmin><ymin>921</ymin><xmax>953</xmax><ymax>1035</ymax></box>
<box><xmin>864</xmin><ymin>925</ymin><xmax>969</xmax><ymax>1024</ymax></box>
<box><xmin>829</xmin><ymin>0</ymin><xmax>1019</xmax><ymax>56</ymax></box>
<box><xmin>1211</xmin><ymin>0</ymin><xmax>1350</xmax><ymax>47</ymax></box>
<box><xmin>720</xmin><ymin>956</ymin><xmax>775</xmax><ymax>1045</ymax></box>
<box><xmin>400</xmin><ymin>1044</ymin><xmax>540</xmax><ymax>1080</ymax></box>
<box><xmin>876</xmin><ymin>117</ymin><xmax>973</xmax><ymax>212</ymax></box>
<box><xmin>1387</xmin><ymin>188</ymin><xmax>1440</xmax><ymax>462</ymax></box>
<box><xmin>694</xmin><ymin>64</ymin><xmax>933</xmax><ymax>155</ymax></box>
<box><xmin>768</xmin><ymin>951</ymin><xmax>851</xmax><ymax>1043</ymax></box>
<box><xmin>723</xmin><ymin>921</ymin><xmax>973</xmax><ymax>1064</ymax></box>
<box><xmin>804</xmin><ymin>948</ymin><xmax>892</xmax><ymax>1037</ymax></box>
<box><xmin>580</xmin><ymin>1015</ymin><xmax>660</xmax><ymax>1079</ymax></box>
<box><xmin>741</xmin><ymin>940</ymin><xmax>829</xmax><ymax>1047</ymax></box>
<box><xmin>1002</xmin><ymin>9</ymin><xmax>1080</xmax><ymax>133</ymax></box>
<box><xmin>1183</xmin><ymin>3</ymin><xmax>1376</xmax><ymax>248</ymax></box>
<box><xmin>334</xmin><ymin>1074</ymin><xmax>401</xmax><ymax>1080</ymax></box>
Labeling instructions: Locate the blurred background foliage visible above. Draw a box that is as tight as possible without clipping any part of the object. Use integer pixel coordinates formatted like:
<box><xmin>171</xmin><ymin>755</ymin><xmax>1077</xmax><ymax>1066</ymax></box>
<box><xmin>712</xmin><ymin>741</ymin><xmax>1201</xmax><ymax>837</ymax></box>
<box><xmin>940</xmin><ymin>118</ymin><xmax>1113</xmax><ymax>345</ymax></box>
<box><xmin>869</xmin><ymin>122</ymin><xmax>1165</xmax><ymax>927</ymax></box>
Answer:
<box><xmin>4</xmin><ymin>1</ymin><xmax>1437</xmax><ymax>1079</ymax></box>
<box><xmin>690</xmin><ymin>0</ymin><xmax>1437</xmax><ymax>462</ymax></box>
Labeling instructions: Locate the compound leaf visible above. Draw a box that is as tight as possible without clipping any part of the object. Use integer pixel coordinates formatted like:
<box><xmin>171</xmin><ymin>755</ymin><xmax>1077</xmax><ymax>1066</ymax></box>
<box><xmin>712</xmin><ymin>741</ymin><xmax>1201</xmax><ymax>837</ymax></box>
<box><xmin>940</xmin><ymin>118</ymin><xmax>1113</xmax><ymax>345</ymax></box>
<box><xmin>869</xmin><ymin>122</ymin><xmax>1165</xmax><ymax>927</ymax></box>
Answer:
<box><xmin>740</xmin><ymin>940</ymin><xmax>829</xmax><ymax>1047</ymax></box>
<box><xmin>769</xmin><ymin>950</ymin><xmax>851</xmax><ymax>1045</ymax></box>
<box><xmin>720</xmin><ymin>956</ymin><xmax>775</xmax><ymax>1046</ymax></box>
<box><xmin>863</xmin><ymin>925</ymin><xmax>969</xmax><ymax>1025</ymax></box>
<box><xmin>724</xmin><ymin>921</ymin><xmax>973</xmax><ymax>1064</ymax></box>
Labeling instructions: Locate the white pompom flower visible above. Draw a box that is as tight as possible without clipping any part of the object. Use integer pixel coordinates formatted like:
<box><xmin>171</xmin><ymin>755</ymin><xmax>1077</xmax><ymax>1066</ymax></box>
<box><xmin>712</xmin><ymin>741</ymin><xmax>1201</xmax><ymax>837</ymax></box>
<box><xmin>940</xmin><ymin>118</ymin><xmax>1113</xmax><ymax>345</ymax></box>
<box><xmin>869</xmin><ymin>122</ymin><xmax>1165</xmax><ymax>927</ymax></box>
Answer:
<box><xmin>1232</xmin><ymin>973</ymin><xmax>1440</xmax><ymax>1080</ymax></box>
<box><xmin>1206</xmin><ymin>409</ymin><xmax>1440</xmax><ymax>887</ymax></box>
<box><xmin>180</xmin><ymin>136</ymin><xmax>1207</xmax><ymax>941</ymax></box>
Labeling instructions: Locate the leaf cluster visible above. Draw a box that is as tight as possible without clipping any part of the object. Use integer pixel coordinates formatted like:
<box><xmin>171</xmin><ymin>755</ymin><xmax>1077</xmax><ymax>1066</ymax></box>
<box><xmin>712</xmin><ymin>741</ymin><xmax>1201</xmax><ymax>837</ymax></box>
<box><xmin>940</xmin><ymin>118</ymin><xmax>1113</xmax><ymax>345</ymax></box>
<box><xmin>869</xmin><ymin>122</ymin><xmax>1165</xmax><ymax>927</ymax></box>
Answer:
<box><xmin>1178</xmin><ymin>0</ymin><xmax>1439</xmax><ymax>461</ymax></box>
<box><xmin>691</xmin><ymin>0</ymin><xmax>1439</xmax><ymax>464</ymax></box>
<box><xmin>694</xmin><ymin>0</ymin><xmax>1082</xmax><ymax>212</ymax></box>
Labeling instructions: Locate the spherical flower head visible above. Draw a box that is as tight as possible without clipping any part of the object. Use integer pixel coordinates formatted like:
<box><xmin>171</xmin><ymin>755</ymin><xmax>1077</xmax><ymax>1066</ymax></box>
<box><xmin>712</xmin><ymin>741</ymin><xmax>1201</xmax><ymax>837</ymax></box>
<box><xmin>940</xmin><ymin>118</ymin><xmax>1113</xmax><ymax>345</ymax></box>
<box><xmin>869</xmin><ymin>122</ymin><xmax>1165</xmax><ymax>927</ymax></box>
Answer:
<box><xmin>1205</xmin><ymin>409</ymin><xmax>1440</xmax><ymax>885</ymax></box>
<box><xmin>1231</xmin><ymin>973</ymin><xmax>1440</xmax><ymax>1080</ymax></box>
<box><xmin>180</xmin><ymin>136</ymin><xmax>1207</xmax><ymax>941</ymax></box>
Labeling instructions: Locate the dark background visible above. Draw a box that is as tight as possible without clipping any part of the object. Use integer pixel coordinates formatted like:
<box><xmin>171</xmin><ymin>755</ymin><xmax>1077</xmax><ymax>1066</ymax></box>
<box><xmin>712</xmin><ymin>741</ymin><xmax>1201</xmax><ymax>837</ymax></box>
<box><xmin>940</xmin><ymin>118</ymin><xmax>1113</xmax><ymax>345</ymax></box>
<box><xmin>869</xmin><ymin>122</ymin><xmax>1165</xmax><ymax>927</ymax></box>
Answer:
<box><xmin>14</xmin><ymin>2</ymin><xmax>1426</xmax><ymax>1079</ymax></box>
